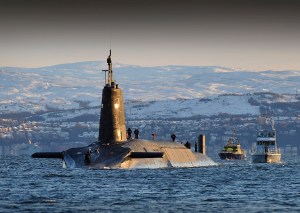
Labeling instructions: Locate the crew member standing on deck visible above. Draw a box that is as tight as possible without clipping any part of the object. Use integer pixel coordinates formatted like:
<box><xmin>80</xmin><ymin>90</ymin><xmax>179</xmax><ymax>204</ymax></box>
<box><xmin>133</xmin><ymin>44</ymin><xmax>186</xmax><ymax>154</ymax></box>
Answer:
<box><xmin>84</xmin><ymin>149</ymin><xmax>92</xmax><ymax>165</ymax></box>
<box><xmin>171</xmin><ymin>133</ymin><xmax>176</xmax><ymax>142</ymax></box>
<box><xmin>152</xmin><ymin>132</ymin><xmax>157</xmax><ymax>140</ymax></box>
<box><xmin>127</xmin><ymin>128</ymin><xmax>132</xmax><ymax>139</ymax></box>
<box><xmin>134</xmin><ymin>128</ymin><xmax>139</xmax><ymax>139</ymax></box>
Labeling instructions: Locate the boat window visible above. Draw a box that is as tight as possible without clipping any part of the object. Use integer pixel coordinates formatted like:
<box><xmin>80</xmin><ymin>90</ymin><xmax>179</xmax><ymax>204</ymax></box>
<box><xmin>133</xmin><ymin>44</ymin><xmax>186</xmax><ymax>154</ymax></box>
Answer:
<box><xmin>257</xmin><ymin>141</ymin><xmax>276</xmax><ymax>146</ymax></box>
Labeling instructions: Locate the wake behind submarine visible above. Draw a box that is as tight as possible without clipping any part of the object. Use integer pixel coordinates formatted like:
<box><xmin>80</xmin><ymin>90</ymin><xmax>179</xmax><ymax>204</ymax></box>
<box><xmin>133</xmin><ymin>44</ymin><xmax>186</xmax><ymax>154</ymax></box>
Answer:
<box><xmin>32</xmin><ymin>51</ymin><xmax>216</xmax><ymax>169</ymax></box>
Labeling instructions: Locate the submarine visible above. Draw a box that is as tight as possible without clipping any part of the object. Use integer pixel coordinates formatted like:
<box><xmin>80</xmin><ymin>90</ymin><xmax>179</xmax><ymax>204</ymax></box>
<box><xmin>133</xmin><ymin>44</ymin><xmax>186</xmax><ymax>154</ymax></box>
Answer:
<box><xmin>32</xmin><ymin>50</ymin><xmax>216</xmax><ymax>169</ymax></box>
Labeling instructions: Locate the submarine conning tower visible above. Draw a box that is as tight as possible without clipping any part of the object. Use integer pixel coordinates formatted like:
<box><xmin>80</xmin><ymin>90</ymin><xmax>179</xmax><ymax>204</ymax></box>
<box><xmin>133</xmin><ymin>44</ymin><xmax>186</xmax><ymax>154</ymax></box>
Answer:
<box><xmin>98</xmin><ymin>50</ymin><xmax>127</xmax><ymax>143</ymax></box>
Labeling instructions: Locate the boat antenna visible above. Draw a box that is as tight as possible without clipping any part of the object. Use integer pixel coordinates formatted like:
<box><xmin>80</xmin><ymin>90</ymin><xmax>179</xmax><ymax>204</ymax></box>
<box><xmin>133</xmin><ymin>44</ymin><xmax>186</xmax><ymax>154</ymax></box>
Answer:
<box><xmin>270</xmin><ymin>118</ymin><xmax>275</xmax><ymax>131</ymax></box>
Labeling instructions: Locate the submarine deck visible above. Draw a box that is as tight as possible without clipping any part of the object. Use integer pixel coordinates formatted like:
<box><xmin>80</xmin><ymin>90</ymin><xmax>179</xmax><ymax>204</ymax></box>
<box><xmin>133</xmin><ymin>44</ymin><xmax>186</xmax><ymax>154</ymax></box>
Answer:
<box><xmin>63</xmin><ymin>139</ymin><xmax>216</xmax><ymax>169</ymax></box>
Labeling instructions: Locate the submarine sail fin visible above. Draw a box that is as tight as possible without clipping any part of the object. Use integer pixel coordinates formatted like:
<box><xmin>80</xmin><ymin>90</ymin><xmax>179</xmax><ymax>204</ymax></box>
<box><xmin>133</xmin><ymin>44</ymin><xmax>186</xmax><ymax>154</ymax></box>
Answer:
<box><xmin>98</xmin><ymin>50</ymin><xmax>127</xmax><ymax>143</ymax></box>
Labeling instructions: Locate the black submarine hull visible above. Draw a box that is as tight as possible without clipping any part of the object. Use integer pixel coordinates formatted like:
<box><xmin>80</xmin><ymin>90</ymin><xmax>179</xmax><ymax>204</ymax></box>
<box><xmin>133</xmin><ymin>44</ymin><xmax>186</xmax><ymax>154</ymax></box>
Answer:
<box><xmin>31</xmin><ymin>50</ymin><xmax>217</xmax><ymax>169</ymax></box>
<box><xmin>32</xmin><ymin>139</ymin><xmax>216</xmax><ymax>168</ymax></box>
<box><xmin>62</xmin><ymin>139</ymin><xmax>216</xmax><ymax>169</ymax></box>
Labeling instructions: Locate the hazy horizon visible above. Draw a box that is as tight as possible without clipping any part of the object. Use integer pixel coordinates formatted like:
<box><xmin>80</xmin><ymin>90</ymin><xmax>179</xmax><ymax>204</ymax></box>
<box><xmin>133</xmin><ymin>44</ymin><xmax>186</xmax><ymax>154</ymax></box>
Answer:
<box><xmin>1</xmin><ymin>0</ymin><xmax>300</xmax><ymax>71</ymax></box>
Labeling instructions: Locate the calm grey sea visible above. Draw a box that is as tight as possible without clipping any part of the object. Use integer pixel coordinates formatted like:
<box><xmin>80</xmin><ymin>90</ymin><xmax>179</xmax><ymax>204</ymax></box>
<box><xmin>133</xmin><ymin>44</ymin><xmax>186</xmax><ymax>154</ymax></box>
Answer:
<box><xmin>0</xmin><ymin>156</ymin><xmax>299</xmax><ymax>212</ymax></box>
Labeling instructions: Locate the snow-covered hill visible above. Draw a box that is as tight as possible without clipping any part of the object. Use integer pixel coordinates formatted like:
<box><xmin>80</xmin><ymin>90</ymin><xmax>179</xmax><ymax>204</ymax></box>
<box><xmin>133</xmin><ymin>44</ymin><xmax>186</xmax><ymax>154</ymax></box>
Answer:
<box><xmin>0</xmin><ymin>62</ymin><xmax>299</xmax><ymax>118</ymax></box>
<box><xmin>126</xmin><ymin>95</ymin><xmax>260</xmax><ymax>119</ymax></box>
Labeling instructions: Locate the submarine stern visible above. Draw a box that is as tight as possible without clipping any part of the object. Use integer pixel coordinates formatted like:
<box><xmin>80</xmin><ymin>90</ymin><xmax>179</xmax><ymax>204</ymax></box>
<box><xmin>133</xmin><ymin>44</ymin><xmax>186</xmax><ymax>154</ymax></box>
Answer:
<box><xmin>118</xmin><ymin>140</ymin><xmax>217</xmax><ymax>169</ymax></box>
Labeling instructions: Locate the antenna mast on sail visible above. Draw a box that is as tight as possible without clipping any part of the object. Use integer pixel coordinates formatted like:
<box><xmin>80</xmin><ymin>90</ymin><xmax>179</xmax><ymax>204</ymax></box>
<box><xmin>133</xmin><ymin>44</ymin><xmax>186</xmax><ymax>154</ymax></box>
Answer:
<box><xmin>107</xmin><ymin>50</ymin><xmax>113</xmax><ymax>86</ymax></box>
<box><xmin>102</xmin><ymin>50</ymin><xmax>113</xmax><ymax>86</ymax></box>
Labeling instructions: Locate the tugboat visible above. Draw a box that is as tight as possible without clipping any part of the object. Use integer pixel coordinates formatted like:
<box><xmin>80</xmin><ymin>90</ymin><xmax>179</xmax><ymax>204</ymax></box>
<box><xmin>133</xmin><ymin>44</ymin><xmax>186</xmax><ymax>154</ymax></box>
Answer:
<box><xmin>251</xmin><ymin>117</ymin><xmax>281</xmax><ymax>163</ymax></box>
<box><xmin>218</xmin><ymin>132</ymin><xmax>246</xmax><ymax>160</ymax></box>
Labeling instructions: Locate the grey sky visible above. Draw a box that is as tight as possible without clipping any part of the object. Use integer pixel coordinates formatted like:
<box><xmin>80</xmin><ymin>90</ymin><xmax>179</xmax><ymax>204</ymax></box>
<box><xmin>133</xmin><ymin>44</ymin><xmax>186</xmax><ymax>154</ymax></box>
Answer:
<box><xmin>0</xmin><ymin>0</ymin><xmax>299</xmax><ymax>70</ymax></box>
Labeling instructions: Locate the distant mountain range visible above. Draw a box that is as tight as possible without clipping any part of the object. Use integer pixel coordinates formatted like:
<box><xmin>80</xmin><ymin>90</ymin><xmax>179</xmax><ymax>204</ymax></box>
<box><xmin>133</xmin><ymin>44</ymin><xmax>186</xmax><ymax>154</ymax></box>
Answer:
<box><xmin>1</xmin><ymin>62</ymin><xmax>299</xmax><ymax>119</ymax></box>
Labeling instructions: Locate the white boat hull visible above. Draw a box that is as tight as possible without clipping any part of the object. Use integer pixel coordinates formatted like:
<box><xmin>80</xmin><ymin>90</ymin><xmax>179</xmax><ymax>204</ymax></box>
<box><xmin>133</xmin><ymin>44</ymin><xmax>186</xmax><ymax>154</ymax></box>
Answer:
<box><xmin>251</xmin><ymin>153</ymin><xmax>281</xmax><ymax>163</ymax></box>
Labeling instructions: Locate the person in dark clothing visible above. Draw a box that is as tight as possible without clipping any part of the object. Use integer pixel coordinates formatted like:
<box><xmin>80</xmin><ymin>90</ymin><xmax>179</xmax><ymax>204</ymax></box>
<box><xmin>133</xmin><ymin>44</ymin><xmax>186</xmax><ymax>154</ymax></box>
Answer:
<box><xmin>152</xmin><ymin>132</ymin><xmax>157</xmax><ymax>140</ymax></box>
<box><xmin>127</xmin><ymin>128</ymin><xmax>132</xmax><ymax>139</ymax></box>
<box><xmin>134</xmin><ymin>128</ymin><xmax>139</xmax><ymax>139</ymax></box>
<box><xmin>171</xmin><ymin>133</ymin><xmax>176</xmax><ymax>142</ymax></box>
<box><xmin>84</xmin><ymin>149</ymin><xmax>92</xmax><ymax>165</ymax></box>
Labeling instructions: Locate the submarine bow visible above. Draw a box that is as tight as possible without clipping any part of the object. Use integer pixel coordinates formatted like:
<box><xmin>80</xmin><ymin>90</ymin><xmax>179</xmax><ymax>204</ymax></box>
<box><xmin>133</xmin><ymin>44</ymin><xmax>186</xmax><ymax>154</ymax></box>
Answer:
<box><xmin>32</xmin><ymin>50</ymin><xmax>216</xmax><ymax>169</ymax></box>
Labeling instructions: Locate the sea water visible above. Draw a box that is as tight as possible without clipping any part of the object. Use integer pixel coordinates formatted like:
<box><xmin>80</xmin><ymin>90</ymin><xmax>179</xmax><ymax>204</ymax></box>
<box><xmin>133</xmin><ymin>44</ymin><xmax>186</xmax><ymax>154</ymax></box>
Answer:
<box><xmin>0</xmin><ymin>156</ymin><xmax>299</xmax><ymax>212</ymax></box>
